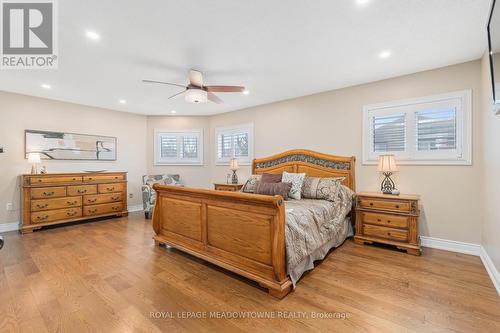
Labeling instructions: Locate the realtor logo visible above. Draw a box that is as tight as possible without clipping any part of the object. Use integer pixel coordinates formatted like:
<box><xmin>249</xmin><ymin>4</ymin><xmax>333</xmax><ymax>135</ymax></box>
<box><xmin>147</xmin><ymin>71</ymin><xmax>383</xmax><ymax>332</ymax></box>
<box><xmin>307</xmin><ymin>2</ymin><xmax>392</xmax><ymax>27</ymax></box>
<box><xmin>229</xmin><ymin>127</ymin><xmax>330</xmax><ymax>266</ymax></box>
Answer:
<box><xmin>1</xmin><ymin>0</ymin><xmax>58</xmax><ymax>69</ymax></box>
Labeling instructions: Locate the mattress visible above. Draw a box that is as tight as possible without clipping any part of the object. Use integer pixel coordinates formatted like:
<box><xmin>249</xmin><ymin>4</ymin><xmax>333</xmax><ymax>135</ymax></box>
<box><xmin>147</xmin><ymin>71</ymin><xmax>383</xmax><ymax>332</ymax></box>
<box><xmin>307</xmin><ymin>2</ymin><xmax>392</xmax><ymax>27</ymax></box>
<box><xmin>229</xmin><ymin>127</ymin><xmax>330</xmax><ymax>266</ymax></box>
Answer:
<box><xmin>284</xmin><ymin>186</ymin><xmax>354</xmax><ymax>286</ymax></box>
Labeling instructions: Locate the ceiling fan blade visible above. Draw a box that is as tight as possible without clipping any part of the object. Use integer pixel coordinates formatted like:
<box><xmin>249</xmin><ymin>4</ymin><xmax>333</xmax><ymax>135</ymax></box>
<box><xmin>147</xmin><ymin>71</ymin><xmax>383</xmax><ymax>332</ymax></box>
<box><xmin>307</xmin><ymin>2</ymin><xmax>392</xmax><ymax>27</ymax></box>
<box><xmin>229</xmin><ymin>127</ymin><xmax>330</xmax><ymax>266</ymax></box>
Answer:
<box><xmin>142</xmin><ymin>79</ymin><xmax>186</xmax><ymax>89</ymax></box>
<box><xmin>189</xmin><ymin>70</ymin><xmax>203</xmax><ymax>87</ymax></box>
<box><xmin>205</xmin><ymin>85</ymin><xmax>245</xmax><ymax>93</ymax></box>
<box><xmin>168</xmin><ymin>89</ymin><xmax>187</xmax><ymax>99</ymax></box>
<box><xmin>208</xmin><ymin>92</ymin><xmax>223</xmax><ymax>104</ymax></box>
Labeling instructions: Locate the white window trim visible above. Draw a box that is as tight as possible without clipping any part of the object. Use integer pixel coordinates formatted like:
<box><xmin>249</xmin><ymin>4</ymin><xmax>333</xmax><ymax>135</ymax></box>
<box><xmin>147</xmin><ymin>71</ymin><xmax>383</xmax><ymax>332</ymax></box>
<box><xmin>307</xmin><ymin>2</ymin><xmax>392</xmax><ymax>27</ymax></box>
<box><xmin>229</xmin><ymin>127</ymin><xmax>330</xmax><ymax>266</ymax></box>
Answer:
<box><xmin>362</xmin><ymin>90</ymin><xmax>472</xmax><ymax>165</ymax></box>
<box><xmin>215</xmin><ymin>123</ymin><xmax>254</xmax><ymax>165</ymax></box>
<box><xmin>154</xmin><ymin>129</ymin><xmax>204</xmax><ymax>166</ymax></box>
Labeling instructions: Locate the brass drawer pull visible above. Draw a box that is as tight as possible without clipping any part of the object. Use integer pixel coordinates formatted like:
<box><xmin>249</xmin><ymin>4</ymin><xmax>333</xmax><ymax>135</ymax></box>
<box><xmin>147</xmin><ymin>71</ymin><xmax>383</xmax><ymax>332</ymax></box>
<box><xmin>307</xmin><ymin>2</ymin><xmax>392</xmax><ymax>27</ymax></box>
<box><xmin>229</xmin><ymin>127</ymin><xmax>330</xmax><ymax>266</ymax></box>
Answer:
<box><xmin>112</xmin><ymin>206</ymin><xmax>120</xmax><ymax>211</ymax></box>
<box><xmin>395</xmin><ymin>205</ymin><xmax>400</xmax><ymax>209</ymax></box>
<box><xmin>377</xmin><ymin>218</ymin><xmax>381</xmax><ymax>222</ymax></box>
<box><xmin>67</xmin><ymin>201</ymin><xmax>78</xmax><ymax>205</ymax></box>
<box><xmin>36</xmin><ymin>204</ymin><xmax>49</xmax><ymax>209</ymax></box>
<box><xmin>66</xmin><ymin>211</ymin><xmax>77</xmax><ymax>217</ymax></box>
<box><xmin>37</xmin><ymin>215</ymin><xmax>49</xmax><ymax>220</ymax></box>
<box><xmin>88</xmin><ymin>177</ymin><xmax>94</xmax><ymax>181</ymax></box>
<box><xmin>388</xmin><ymin>232</ymin><xmax>392</xmax><ymax>236</ymax></box>
<box><xmin>88</xmin><ymin>209</ymin><xmax>98</xmax><ymax>214</ymax></box>
<box><xmin>106</xmin><ymin>187</ymin><xmax>115</xmax><ymax>191</ymax></box>
<box><xmin>78</xmin><ymin>189</ymin><xmax>87</xmax><ymax>194</ymax></box>
<box><xmin>111</xmin><ymin>196</ymin><xmax>120</xmax><ymax>200</ymax></box>
<box><xmin>43</xmin><ymin>191</ymin><xmax>55</xmax><ymax>196</ymax></box>
<box><xmin>369</xmin><ymin>202</ymin><xmax>373</xmax><ymax>206</ymax></box>
<box><xmin>87</xmin><ymin>198</ymin><xmax>97</xmax><ymax>203</ymax></box>
<box><xmin>72</xmin><ymin>178</ymin><xmax>77</xmax><ymax>181</ymax></box>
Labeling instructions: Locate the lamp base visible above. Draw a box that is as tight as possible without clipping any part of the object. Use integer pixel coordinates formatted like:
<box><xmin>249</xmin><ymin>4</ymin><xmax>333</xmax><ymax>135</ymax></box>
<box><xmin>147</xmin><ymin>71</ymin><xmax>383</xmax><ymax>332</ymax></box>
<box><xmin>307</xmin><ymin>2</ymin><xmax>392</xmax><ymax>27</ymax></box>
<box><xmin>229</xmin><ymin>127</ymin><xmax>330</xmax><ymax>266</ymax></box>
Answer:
<box><xmin>231</xmin><ymin>170</ymin><xmax>238</xmax><ymax>184</ymax></box>
<box><xmin>31</xmin><ymin>164</ymin><xmax>37</xmax><ymax>175</ymax></box>
<box><xmin>381</xmin><ymin>172</ymin><xmax>397</xmax><ymax>195</ymax></box>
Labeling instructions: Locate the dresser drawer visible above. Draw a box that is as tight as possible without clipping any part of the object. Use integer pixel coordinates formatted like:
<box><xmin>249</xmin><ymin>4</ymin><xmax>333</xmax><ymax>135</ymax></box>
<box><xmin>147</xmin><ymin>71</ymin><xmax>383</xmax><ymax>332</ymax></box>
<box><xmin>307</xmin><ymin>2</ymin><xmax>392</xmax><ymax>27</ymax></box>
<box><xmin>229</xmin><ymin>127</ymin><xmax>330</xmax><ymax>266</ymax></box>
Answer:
<box><xmin>358</xmin><ymin>197</ymin><xmax>410</xmax><ymax>213</ymax></box>
<box><xmin>363</xmin><ymin>224</ymin><xmax>408</xmax><ymax>242</ymax></box>
<box><xmin>98</xmin><ymin>183</ymin><xmax>125</xmax><ymax>194</ymax></box>
<box><xmin>83</xmin><ymin>202</ymin><xmax>123</xmax><ymax>216</ymax></box>
<box><xmin>83</xmin><ymin>174</ymin><xmax>125</xmax><ymax>182</ymax></box>
<box><xmin>31</xmin><ymin>197</ymin><xmax>82</xmax><ymax>212</ymax></box>
<box><xmin>30</xmin><ymin>176</ymin><xmax>82</xmax><ymax>184</ymax></box>
<box><xmin>30</xmin><ymin>187</ymin><xmax>67</xmax><ymax>199</ymax></box>
<box><xmin>83</xmin><ymin>193</ymin><xmax>123</xmax><ymax>205</ymax></box>
<box><xmin>67</xmin><ymin>185</ymin><xmax>97</xmax><ymax>196</ymax></box>
<box><xmin>31</xmin><ymin>208</ymin><xmax>82</xmax><ymax>224</ymax></box>
<box><xmin>361</xmin><ymin>212</ymin><xmax>409</xmax><ymax>229</ymax></box>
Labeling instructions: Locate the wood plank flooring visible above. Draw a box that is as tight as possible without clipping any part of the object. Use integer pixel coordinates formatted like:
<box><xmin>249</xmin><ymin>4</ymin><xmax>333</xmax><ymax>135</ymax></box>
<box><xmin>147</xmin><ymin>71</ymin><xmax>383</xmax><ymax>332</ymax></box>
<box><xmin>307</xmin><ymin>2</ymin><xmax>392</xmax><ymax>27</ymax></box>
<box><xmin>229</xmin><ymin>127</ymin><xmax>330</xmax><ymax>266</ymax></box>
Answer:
<box><xmin>0</xmin><ymin>212</ymin><xmax>499</xmax><ymax>333</ymax></box>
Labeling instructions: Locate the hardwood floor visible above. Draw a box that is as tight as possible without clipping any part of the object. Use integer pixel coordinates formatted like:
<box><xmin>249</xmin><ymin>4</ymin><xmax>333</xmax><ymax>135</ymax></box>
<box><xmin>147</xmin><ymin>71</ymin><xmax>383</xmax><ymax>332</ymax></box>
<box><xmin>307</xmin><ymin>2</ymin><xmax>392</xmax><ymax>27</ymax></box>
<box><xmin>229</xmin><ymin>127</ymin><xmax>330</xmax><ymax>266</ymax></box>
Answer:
<box><xmin>0</xmin><ymin>213</ymin><xmax>499</xmax><ymax>333</ymax></box>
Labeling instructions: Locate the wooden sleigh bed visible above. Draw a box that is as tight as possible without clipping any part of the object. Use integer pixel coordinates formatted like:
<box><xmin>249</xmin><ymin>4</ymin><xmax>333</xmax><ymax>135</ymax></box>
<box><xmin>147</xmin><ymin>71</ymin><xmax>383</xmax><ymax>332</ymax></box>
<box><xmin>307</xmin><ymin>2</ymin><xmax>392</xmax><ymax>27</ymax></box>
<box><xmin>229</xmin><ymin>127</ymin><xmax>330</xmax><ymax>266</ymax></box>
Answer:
<box><xmin>152</xmin><ymin>149</ymin><xmax>356</xmax><ymax>298</ymax></box>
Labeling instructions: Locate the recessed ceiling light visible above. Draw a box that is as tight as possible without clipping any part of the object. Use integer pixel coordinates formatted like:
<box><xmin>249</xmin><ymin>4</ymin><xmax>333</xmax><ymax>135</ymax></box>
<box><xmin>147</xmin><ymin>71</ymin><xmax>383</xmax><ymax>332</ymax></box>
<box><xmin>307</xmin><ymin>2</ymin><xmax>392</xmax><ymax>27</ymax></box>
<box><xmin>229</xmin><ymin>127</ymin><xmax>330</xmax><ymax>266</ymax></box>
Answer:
<box><xmin>170</xmin><ymin>110</ymin><xmax>177</xmax><ymax>114</ymax></box>
<box><xmin>41</xmin><ymin>83</ymin><xmax>51</xmax><ymax>89</ymax></box>
<box><xmin>379</xmin><ymin>50</ymin><xmax>392</xmax><ymax>59</ymax></box>
<box><xmin>356</xmin><ymin>0</ymin><xmax>371</xmax><ymax>6</ymax></box>
<box><xmin>85</xmin><ymin>30</ymin><xmax>100</xmax><ymax>40</ymax></box>
<box><xmin>243</xmin><ymin>90</ymin><xmax>250</xmax><ymax>95</ymax></box>
<box><xmin>119</xmin><ymin>99</ymin><xmax>127</xmax><ymax>104</ymax></box>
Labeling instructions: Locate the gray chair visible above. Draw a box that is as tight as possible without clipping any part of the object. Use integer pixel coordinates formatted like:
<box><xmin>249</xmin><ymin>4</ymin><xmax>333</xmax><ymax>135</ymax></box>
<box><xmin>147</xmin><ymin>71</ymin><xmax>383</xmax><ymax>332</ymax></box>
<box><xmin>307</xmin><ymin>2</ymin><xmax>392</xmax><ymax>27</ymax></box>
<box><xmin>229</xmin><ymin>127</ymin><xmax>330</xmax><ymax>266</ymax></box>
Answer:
<box><xmin>142</xmin><ymin>174</ymin><xmax>182</xmax><ymax>219</ymax></box>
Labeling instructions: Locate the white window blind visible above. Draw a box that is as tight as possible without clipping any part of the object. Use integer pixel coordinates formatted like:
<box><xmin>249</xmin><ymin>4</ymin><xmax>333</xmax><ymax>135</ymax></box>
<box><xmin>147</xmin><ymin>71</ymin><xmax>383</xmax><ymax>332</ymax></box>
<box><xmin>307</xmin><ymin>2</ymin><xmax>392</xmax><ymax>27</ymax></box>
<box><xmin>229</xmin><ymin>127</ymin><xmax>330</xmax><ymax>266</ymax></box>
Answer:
<box><xmin>154</xmin><ymin>129</ymin><xmax>203</xmax><ymax>165</ymax></box>
<box><xmin>416</xmin><ymin>108</ymin><xmax>456</xmax><ymax>151</ymax></box>
<box><xmin>363</xmin><ymin>90</ymin><xmax>471</xmax><ymax>165</ymax></box>
<box><xmin>373</xmin><ymin>114</ymin><xmax>406</xmax><ymax>152</ymax></box>
<box><xmin>215</xmin><ymin>124</ymin><xmax>253</xmax><ymax>164</ymax></box>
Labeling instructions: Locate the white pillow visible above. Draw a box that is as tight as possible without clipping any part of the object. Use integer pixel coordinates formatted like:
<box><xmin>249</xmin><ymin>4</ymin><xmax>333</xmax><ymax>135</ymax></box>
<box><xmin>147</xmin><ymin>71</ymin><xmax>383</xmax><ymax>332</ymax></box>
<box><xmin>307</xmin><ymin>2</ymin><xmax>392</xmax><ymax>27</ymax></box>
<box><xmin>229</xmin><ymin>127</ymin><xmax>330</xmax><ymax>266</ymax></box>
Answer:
<box><xmin>282</xmin><ymin>171</ymin><xmax>306</xmax><ymax>200</ymax></box>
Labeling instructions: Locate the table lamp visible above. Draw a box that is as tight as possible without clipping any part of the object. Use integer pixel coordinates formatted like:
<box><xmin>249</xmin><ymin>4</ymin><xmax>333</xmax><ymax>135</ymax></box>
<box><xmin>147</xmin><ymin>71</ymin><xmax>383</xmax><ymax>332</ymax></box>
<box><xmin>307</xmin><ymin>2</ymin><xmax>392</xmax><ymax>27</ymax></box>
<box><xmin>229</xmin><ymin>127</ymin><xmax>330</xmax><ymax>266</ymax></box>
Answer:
<box><xmin>229</xmin><ymin>158</ymin><xmax>239</xmax><ymax>184</ymax></box>
<box><xmin>28</xmin><ymin>153</ymin><xmax>41</xmax><ymax>174</ymax></box>
<box><xmin>377</xmin><ymin>154</ymin><xmax>399</xmax><ymax>195</ymax></box>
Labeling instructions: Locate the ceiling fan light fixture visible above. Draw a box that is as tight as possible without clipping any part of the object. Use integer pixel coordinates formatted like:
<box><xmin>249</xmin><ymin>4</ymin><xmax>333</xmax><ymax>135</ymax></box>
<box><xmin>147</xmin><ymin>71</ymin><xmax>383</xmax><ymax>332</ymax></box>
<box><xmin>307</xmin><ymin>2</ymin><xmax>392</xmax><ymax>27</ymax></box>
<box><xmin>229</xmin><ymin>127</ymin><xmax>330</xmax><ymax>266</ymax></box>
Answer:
<box><xmin>185</xmin><ymin>88</ymin><xmax>208</xmax><ymax>104</ymax></box>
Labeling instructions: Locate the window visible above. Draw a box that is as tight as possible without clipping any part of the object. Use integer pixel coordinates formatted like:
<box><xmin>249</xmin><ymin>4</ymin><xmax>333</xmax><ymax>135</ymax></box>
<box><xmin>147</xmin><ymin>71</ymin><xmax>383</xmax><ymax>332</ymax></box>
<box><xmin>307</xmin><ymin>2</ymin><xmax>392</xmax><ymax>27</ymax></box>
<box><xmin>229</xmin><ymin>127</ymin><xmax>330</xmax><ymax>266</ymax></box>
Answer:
<box><xmin>363</xmin><ymin>90</ymin><xmax>472</xmax><ymax>165</ymax></box>
<box><xmin>215</xmin><ymin>123</ymin><xmax>254</xmax><ymax>165</ymax></box>
<box><xmin>154</xmin><ymin>129</ymin><xmax>203</xmax><ymax>165</ymax></box>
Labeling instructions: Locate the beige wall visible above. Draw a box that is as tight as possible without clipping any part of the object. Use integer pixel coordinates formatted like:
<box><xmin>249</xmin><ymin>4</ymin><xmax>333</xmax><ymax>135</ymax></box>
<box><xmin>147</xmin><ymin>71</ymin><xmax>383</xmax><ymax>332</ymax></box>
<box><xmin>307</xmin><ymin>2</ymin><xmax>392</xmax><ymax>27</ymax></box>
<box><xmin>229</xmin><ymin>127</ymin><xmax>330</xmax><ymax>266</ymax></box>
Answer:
<box><xmin>148</xmin><ymin>60</ymin><xmax>484</xmax><ymax>244</ymax></box>
<box><xmin>480</xmin><ymin>51</ymin><xmax>500</xmax><ymax>270</ymax></box>
<box><xmin>0</xmin><ymin>92</ymin><xmax>148</xmax><ymax>226</ymax></box>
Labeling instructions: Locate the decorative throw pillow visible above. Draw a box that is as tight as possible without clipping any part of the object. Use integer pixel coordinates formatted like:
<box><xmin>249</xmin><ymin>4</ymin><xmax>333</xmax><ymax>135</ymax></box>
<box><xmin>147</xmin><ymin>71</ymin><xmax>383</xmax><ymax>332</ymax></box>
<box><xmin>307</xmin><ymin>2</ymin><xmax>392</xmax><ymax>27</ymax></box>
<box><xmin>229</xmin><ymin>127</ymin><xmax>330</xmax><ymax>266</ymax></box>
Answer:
<box><xmin>301</xmin><ymin>176</ymin><xmax>345</xmax><ymax>202</ymax></box>
<box><xmin>241</xmin><ymin>174</ymin><xmax>262</xmax><ymax>193</ymax></box>
<box><xmin>261</xmin><ymin>173</ymin><xmax>282</xmax><ymax>183</ymax></box>
<box><xmin>281</xmin><ymin>171</ymin><xmax>306</xmax><ymax>200</ymax></box>
<box><xmin>255</xmin><ymin>182</ymin><xmax>292</xmax><ymax>199</ymax></box>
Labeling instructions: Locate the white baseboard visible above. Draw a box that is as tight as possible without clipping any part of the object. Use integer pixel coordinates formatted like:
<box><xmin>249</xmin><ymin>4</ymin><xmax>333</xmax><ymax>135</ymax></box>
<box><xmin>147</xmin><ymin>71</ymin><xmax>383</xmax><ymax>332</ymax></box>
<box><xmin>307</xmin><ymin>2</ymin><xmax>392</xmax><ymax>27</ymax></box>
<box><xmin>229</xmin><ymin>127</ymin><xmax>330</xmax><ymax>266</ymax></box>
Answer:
<box><xmin>128</xmin><ymin>205</ymin><xmax>144</xmax><ymax>213</ymax></box>
<box><xmin>480</xmin><ymin>246</ymin><xmax>500</xmax><ymax>296</ymax></box>
<box><xmin>420</xmin><ymin>236</ymin><xmax>480</xmax><ymax>256</ymax></box>
<box><xmin>0</xmin><ymin>221</ymin><xmax>20</xmax><ymax>233</ymax></box>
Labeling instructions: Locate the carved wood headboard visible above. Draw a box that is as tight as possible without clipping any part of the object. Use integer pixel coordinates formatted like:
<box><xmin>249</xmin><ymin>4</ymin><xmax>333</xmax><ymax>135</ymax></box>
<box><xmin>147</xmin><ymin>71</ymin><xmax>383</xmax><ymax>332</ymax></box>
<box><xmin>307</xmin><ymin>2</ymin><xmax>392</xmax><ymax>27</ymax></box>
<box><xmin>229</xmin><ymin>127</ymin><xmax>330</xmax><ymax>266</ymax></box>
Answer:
<box><xmin>252</xmin><ymin>149</ymin><xmax>356</xmax><ymax>191</ymax></box>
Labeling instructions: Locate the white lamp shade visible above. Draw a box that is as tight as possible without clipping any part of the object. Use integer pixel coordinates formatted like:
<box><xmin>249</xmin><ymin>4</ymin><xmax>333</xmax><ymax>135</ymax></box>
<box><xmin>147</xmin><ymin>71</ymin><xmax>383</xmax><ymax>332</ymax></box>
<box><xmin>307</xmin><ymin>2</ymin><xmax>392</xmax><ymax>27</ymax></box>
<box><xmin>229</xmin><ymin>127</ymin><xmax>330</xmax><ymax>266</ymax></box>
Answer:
<box><xmin>185</xmin><ymin>88</ymin><xmax>208</xmax><ymax>103</ymax></box>
<box><xmin>377</xmin><ymin>154</ymin><xmax>398</xmax><ymax>172</ymax></box>
<box><xmin>229</xmin><ymin>158</ymin><xmax>239</xmax><ymax>171</ymax></box>
<box><xmin>28</xmin><ymin>153</ymin><xmax>41</xmax><ymax>164</ymax></box>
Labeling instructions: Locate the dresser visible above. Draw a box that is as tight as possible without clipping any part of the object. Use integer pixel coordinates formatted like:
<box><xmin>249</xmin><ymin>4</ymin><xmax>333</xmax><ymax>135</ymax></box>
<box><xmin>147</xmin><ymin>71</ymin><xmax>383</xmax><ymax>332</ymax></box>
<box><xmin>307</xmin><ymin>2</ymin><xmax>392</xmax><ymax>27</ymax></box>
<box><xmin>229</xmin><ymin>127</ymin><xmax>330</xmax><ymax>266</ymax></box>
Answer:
<box><xmin>354</xmin><ymin>192</ymin><xmax>421</xmax><ymax>255</ymax></box>
<box><xmin>213</xmin><ymin>183</ymin><xmax>244</xmax><ymax>192</ymax></box>
<box><xmin>20</xmin><ymin>172</ymin><xmax>128</xmax><ymax>233</ymax></box>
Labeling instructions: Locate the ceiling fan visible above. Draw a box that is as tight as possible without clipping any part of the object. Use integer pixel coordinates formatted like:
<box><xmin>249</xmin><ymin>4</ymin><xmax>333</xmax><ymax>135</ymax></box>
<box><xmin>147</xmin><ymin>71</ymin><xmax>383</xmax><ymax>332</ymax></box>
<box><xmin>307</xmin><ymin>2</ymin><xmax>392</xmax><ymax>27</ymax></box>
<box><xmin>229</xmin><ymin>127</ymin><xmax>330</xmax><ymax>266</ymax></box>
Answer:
<box><xmin>142</xmin><ymin>69</ymin><xmax>245</xmax><ymax>104</ymax></box>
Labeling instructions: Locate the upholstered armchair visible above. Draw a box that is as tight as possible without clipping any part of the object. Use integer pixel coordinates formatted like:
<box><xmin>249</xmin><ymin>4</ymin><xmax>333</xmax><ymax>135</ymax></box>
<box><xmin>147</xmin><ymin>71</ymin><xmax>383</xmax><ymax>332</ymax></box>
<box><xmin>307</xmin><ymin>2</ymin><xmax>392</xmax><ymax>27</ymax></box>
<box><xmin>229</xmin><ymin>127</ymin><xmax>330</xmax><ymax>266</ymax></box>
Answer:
<box><xmin>142</xmin><ymin>174</ymin><xmax>182</xmax><ymax>219</ymax></box>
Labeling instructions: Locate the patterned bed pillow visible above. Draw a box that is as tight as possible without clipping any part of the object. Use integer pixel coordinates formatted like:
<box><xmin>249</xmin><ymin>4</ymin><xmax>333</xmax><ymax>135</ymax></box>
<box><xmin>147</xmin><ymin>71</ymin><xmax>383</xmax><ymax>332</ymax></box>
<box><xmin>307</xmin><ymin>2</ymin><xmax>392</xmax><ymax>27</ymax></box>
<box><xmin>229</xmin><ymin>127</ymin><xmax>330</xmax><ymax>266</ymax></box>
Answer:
<box><xmin>281</xmin><ymin>171</ymin><xmax>306</xmax><ymax>200</ymax></box>
<box><xmin>241</xmin><ymin>174</ymin><xmax>262</xmax><ymax>193</ymax></box>
<box><xmin>301</xmin><ymin>176</ymin><xmax>345</xmax><ymax>202</ymax></box>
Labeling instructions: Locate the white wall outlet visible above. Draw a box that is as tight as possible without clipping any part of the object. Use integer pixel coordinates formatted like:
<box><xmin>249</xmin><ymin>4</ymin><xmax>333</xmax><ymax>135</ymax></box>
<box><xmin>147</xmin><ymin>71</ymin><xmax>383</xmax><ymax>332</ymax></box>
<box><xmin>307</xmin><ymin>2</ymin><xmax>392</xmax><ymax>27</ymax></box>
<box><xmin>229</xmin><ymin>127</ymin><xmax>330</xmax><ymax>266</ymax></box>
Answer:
<box><xmin>129</xmin><ymin>193</ymin><xmax>133</xmax><ymax>199</ymax></box>
<box><xmin>6</xmin><ymin>203</ymin><xmax>13</xmax><ymax>211</ymax></box>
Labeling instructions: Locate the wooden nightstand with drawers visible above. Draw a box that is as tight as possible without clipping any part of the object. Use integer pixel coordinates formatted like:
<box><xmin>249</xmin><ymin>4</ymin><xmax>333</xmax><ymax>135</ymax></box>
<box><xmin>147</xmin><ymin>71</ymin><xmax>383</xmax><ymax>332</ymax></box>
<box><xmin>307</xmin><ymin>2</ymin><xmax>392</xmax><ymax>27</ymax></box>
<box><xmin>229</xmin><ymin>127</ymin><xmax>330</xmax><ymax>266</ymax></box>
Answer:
<box><xmin>213</xmin><ymin>183</ymin><xmax>244</xmax><ymax>192</ymax></box>
<box><xmin>354</xmin><ymin>192</ymin><xmax>421</xmax><ymax>255</ymax></box>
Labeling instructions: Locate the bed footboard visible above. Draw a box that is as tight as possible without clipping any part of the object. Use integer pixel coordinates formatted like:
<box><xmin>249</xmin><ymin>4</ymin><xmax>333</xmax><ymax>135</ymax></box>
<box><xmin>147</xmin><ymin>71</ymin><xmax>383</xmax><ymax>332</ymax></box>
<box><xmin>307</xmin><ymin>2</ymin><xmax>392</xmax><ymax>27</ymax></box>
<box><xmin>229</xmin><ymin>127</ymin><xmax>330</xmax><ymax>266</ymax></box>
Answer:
<box><xmin>152</xmin><ymin>185</ymin><xmax>292</xmax><ymax>298</ymax></box>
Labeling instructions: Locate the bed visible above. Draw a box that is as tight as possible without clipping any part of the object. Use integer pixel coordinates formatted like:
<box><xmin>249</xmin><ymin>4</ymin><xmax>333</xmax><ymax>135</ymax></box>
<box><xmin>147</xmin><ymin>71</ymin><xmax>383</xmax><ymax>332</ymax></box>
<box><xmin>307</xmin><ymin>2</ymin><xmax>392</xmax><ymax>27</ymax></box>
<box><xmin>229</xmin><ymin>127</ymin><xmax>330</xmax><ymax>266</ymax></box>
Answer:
<box><xmin>152</xmin><ymin>149</ymin><xmax>356</xmax><ymax>298</ymax></box>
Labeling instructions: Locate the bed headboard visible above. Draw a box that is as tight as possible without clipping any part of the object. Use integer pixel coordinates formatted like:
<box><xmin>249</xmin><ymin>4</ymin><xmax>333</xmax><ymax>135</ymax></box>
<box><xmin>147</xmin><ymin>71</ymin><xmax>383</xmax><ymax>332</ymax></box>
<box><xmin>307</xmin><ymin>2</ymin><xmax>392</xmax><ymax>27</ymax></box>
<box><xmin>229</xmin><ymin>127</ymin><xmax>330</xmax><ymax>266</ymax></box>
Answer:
<box><xmin>252</xmin><ymin>149</ymin><xmax>356</xmax><ymax>191</ymax></box>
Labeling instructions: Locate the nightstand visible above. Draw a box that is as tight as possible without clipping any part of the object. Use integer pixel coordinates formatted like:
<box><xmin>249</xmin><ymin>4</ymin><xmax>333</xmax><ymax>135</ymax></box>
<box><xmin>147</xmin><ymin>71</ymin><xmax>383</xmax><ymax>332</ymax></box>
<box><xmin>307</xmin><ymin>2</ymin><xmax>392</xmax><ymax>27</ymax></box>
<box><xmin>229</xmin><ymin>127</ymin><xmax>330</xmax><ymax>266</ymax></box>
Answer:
<box><xmin>354</xmin><ymin>192</ymin><xmax>421</xmax><ymax>255</ymax></box>
<box><xmin>214</xmin><ymin>183</ymin><xmax>244</xmax><ymax>192</ymax></box>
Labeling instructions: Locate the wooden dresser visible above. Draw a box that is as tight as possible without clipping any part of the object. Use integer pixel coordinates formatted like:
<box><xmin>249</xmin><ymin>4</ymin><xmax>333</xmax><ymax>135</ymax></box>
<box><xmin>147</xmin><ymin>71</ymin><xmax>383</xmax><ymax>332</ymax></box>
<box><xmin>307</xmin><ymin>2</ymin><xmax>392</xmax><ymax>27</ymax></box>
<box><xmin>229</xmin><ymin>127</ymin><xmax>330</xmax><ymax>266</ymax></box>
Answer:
<box><xmin>354</xmin><ymin>192</ymin><xmax>421</xmax><ymax>255</ymax></box>
<box><xmin>20</xmin><ymin>172</ymin><xmax>128</xmax><ymax>233</ymax></box>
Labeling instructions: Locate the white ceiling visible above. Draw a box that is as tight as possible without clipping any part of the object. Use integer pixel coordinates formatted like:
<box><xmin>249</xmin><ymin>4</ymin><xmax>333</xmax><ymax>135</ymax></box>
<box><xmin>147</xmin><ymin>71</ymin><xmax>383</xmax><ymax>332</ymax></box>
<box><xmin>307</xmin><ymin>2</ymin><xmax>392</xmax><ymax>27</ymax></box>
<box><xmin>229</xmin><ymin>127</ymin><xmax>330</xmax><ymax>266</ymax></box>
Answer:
<box><xmin>0</xmin><ymin>0</ymin><xmax>491</xmax><ymax>116</ymax></box>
